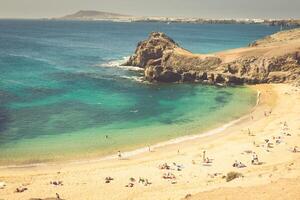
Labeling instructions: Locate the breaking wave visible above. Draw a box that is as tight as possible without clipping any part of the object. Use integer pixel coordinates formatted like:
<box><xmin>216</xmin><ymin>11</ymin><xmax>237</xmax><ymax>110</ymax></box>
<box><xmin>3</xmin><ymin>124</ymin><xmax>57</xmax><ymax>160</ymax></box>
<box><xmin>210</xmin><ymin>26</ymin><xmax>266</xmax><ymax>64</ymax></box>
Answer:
<box><xmin>98</xmin><ymin>56</ymin><xmax>143</xmax><ymax>72</ymax></box>
<box><xmin>120</xmin><ymin>75</ymin><xmax>144</xmax><ymax>83</ymax></box>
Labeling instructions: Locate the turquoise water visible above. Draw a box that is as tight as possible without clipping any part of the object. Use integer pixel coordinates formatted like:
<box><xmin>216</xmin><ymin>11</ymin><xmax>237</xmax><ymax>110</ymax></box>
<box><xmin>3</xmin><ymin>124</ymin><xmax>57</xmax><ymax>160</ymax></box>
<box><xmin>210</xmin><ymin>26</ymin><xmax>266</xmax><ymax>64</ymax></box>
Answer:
<box><xmin>0</xmin><ymin>21</ymin><xmax>279</xmax><ymax>165</ymax></box>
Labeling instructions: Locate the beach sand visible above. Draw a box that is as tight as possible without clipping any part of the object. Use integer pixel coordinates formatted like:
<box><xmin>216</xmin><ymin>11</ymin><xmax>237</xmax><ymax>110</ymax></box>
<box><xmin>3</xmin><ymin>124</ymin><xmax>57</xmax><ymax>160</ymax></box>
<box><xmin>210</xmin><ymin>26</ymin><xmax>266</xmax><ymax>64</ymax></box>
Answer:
<box><xmin>0</xmin><ymin>84</ymin><xmax>300</xmax><ymax>200</ymax></box>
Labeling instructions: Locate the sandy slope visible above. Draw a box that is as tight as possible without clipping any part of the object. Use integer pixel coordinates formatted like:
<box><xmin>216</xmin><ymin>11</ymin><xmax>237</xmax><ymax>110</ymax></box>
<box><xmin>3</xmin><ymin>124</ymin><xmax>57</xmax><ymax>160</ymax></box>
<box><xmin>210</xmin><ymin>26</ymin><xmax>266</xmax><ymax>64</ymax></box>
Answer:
<box><xmin>179</xmin><ymin>28</ymin><xmax>300</xmax><ymax>64</ymax></box>
<box><xmin>177</xmin><ymin>28</ymin><xmax>300</xmax><ymax>60</ymax></box>
<box><xmin>183</xmin><ymin>177</ymin><xmax>300</xmax><ymax>200</ymax></box>
<box><xmin>0</xmin><ymin>84</ymin><xmax>300</xmax><ymax>200</ymax></box>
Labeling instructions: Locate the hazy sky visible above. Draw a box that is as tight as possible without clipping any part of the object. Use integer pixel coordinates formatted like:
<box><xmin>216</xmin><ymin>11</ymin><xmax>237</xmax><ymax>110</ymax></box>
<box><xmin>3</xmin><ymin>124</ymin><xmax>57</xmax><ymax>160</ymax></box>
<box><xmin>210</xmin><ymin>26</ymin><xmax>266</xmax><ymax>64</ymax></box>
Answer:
<box><xmin>0</xmin><ymin>0</ymin><xmax>299</xmax><ymax>19</ymax></box>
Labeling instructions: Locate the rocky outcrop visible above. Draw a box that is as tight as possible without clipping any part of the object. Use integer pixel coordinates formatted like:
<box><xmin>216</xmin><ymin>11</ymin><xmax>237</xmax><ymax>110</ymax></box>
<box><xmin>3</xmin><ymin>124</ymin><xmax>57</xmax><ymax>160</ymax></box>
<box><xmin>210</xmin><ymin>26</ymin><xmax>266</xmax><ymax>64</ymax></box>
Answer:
<box><xmin>124</xmin><ymin>29</ymin><xmax>300</xmax><ymax>85</ymax></box>
<box><xmin>220</xmin><ymin>53</ymin><xmax>300</xmax><ymax>84</ymax></box>
<box><xmin>123</xmin><ymin>32</ymin><xmax>179</xmax><ymax>68</ymax></box>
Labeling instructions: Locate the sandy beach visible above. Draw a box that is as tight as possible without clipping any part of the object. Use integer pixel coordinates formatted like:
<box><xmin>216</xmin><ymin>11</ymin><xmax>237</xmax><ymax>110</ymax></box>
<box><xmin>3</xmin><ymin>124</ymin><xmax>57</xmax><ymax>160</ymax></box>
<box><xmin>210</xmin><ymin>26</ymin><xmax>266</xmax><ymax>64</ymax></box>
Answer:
<box><xmin>0</xmin><ymin>83</ymin><xmax>300</xmax><ymax>200</ymax></box>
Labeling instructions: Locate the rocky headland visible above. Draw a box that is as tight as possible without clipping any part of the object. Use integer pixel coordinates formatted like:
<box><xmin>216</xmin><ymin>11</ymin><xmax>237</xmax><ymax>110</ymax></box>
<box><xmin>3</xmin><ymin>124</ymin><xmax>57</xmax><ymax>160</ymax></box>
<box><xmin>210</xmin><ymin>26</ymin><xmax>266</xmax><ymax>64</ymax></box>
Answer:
<box><xmin>123</xmin><ymin>29</ymin><xmax>300</xmax><ymax>85</ymax></box>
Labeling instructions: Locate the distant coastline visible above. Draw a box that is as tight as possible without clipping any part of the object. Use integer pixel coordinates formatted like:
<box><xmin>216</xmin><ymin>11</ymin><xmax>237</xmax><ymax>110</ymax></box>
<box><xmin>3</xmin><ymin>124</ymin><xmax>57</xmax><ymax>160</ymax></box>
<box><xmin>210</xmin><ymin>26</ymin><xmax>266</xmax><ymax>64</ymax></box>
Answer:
<box><xmin>50</xmin><ymin>10</ymin><xmax>300</xmax><ymax>26</ymax></box>
<box><xmin>1</xmin><ymin>15</ymin><xmax>299</xmax><ymax>27</ymax></box>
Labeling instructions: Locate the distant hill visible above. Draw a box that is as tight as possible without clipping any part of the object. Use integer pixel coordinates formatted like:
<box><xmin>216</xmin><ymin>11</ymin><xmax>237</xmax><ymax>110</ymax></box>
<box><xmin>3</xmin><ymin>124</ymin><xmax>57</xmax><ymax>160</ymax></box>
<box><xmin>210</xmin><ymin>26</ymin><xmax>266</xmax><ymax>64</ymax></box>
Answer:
<box><xmin>59</xmin><ymin>10</ymin><xmax>132</xmax><ymax>20</ymax></box>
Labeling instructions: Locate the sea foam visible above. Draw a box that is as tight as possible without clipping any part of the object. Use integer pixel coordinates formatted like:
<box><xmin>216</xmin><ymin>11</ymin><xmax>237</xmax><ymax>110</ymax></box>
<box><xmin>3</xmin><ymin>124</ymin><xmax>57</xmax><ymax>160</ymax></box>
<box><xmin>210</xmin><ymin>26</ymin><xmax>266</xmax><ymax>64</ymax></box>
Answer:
<box><xmin>98</xmin><ymin>56</ymin><xmax>143</xmax><ymax>72</ymax></box>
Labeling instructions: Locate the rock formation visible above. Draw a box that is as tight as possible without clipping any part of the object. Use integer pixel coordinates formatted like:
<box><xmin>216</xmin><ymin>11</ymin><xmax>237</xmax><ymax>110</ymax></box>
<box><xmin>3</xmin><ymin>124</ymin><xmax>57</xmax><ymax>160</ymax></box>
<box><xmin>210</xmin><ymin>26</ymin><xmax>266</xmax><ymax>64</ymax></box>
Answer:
<box><xmin>123</xmin><ymin>32</ymin><xmax>179</xmax><ymax>68</ymax></box>
<box><xmin>123</xmin><ymin>29</ymin><xmax>300</xmax><ymax>85</ymax></box>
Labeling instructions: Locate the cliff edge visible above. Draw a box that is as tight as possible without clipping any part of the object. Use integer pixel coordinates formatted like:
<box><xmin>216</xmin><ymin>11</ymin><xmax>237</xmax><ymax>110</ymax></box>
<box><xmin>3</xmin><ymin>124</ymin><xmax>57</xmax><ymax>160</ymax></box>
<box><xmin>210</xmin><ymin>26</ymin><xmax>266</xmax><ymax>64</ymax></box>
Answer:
<box><xmin>124</xmin><ymin>29</ymin><xmax>300</xmax><ymax>85</ymax></box>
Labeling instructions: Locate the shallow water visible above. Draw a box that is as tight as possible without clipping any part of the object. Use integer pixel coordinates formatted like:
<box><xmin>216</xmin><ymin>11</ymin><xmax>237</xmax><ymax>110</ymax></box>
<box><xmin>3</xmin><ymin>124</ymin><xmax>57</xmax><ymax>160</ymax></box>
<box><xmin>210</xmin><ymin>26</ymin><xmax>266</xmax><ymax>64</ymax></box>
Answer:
<box><xmin>0</xmin><ymin>20</ymin><xmax>279</xmax><ymax>165</ymax></box>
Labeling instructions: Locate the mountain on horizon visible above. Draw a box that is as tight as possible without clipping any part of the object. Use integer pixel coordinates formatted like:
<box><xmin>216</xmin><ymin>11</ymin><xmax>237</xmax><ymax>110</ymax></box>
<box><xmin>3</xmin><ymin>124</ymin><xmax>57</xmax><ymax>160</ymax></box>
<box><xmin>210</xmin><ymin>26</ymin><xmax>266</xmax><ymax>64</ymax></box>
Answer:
<box><xmin>60</xmin><ymin>10</ymin><xmax>132</xmax><ymax>20</ymax></box>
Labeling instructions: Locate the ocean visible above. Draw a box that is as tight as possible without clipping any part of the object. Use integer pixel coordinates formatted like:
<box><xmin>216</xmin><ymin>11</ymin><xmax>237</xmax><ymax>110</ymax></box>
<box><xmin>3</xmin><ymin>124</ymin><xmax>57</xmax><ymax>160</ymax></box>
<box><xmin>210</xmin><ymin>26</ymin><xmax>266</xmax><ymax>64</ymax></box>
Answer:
<box><xmin>0</xmin><ymin>20</ymin><xmax>280</xmax><ymax>165</ymax></box>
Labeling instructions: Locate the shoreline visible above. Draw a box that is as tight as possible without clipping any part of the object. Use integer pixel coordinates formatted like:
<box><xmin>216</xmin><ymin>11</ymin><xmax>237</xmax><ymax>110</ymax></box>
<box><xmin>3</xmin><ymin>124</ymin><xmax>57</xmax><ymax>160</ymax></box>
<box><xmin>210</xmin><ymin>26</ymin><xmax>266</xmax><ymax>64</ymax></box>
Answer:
<box><xmin>1</xmin><ymin>83</ymin><xmax>300</xmax><ymax>200</ymax></box>
<box><xmin>0</xmin><ymin>110</ymin><xmax>252</xmax><ymax>169</ymax></box>
<box><xmin>0</xmin><ymin>86</ymin><xmax>258</xmax><ymax>169</ymax></box>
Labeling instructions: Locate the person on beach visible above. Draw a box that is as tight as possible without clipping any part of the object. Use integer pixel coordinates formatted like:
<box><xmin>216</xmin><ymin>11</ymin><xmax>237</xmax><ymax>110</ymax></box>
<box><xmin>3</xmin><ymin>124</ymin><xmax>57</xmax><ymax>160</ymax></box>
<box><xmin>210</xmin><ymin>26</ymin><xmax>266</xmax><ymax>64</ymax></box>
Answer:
<box><xmin>248</xmin><ymin>128</ymin><xmax>251</xmax><ymax>136</ymax></box>
<box><xmin>56</xmin><ymin>193</ymin><xmax>61</xmax><ymax>199</ymax></box>
<box><xmin>252</xmin><ymin>153</ymin><xmax>259</xmax><ymax>164</ymax></box>
<box><xmin>233</xmin><ymin>160</ymin><xmax>238</xmax><ymax>167</ymax></box>
<box><xmin>239</xmin><ymin>162</ymin><xmax>246</xmax><ymax>168</ymax></box>
<box><xmin>293</xmin><ymin>146</ymin><xmax>298</xmax><ymax>153</ymax></box>
<box><xmin>202</xmin><ymin>150</ymin><xmax>206</xmax><ymax>162</ymax></box>
<box><xmin>118</xmin><ymin>151</ymin><xmax>122</xmax><ymax>159</ymax></box>
<box><xmin>282</xmin><ymin>121</ymin><xmax>289</xmax><ymax>131</ymax></box>
<box><xmin>233</xmin><ymin>160</ymin><xmax>246</xmax><ymax>168</ymax></box>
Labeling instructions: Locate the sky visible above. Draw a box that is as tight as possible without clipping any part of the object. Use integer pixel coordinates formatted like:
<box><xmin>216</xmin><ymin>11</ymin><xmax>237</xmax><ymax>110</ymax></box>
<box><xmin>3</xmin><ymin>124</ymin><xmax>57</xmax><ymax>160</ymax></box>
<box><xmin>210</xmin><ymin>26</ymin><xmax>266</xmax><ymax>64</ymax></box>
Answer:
<box><xmin>0</xmin><ymin>0</ymin><xmax>299</xmax><ymax>19</ymax></box>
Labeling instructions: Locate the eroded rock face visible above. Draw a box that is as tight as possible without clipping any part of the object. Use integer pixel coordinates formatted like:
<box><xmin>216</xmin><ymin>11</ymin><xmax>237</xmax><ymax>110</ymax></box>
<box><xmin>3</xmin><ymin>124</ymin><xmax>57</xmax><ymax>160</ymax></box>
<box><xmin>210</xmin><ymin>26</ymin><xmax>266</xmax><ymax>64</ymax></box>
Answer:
<box><xmin>144</xmin><ymin>66</ymin><xmax>181</xmax><ymax>83</ymax></box>
<box><xmin>123</xmin><ymin>32</ymin><xmax>178</xmax><ymax>68</ymax></box>
<box><xmin>182</xmin><ymin>71</ymin><xmax>197</xmax><ymax>82</ymax></box>
<box><xmin>124</xmin><ymin>30</ymin><xmax>300</xmax><ymax>85</ymax></box>
<box><xmin>221</xmin><ymin>53</ymin><xmax>300</xmax><ymax>84</ymax></box>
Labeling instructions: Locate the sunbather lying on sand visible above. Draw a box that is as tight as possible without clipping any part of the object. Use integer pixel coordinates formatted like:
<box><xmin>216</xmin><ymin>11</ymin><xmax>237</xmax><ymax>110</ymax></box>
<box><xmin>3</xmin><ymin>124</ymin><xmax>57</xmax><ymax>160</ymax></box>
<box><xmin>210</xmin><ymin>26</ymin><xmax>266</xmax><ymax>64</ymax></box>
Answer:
<box><xmin>162</xmin><ymin>172</ymin><xmax>176</xmax><ymax>180</ymax></box>
<box><xmin>15</xmin><ymin>186</ymin><xmax>27</xmax><ymax>193</ymax></box>
<box><xmin>50</xmin><ymin>181</ymin><xmax>63</xmax><ymax>186</ymax></box>
<box><xmin>125</xmin><ymin>182</ymin><xmax>134</xmax><ymax>188</ymax></box>
<box><xmin>204</xmin><ymin>157</ymin><xmax>213</xmax><ymax>164</ymax></box>
<box><xmin>105</xmin><ymin>177</ymin><xmax>114</xmax><ymax>183</ymax></box>
<box><xmin>233</xmin><ymin>160</ymin><xmax>247</xmax><ymax>168</ymax></box>
<box><xmin>159</xmin><ymin>163</ymin><xmax>171</xmax><ymax>170</ymax></box>
<box><xmin>138</xmin><ymin>178</ymin><xmax>151</xmax><ymax>186</ymax></box>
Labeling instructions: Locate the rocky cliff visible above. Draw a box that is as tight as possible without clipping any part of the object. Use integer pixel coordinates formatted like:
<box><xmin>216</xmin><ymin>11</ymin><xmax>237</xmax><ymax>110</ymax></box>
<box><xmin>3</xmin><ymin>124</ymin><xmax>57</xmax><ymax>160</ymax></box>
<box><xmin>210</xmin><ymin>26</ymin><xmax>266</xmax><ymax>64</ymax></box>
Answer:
<box><xmin>124</xmin><ymin>29</ymin><xmax>300</xmax><ymax>85</ymax></box>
